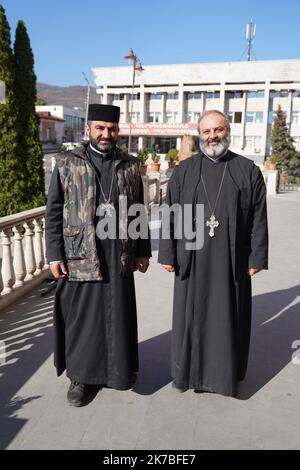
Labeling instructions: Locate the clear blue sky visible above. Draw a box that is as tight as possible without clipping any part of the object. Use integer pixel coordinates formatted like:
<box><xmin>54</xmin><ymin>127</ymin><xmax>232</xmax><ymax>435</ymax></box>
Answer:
<box><xmin>2</xmin><ymin>0</ymin><xmax>300</xmax><ymax>87</ymax></box>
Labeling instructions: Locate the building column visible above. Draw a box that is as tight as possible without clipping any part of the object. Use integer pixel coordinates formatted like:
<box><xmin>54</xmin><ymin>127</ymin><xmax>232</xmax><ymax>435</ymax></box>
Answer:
<box><xmin>140</xmin><ymin>84</ymin><xmax>146</xmax><ymax>123</ymax></box>
<box><xmin>102</xmin><ymin>86</ymin><xmax>108</xmax><ymax>104</ymax></box>
<box><xmin>138</xmin><ymin>136</ymin><xmax>144</xmax><ymax>149</ymax></box>
<box><xmin>162</xmin><ymin>93</ymin><xmax>166</xmax><ymax>122</ymax></box>
<box><xmin>124</xmin><ymin>94</ymin><xmax>130</xmax><ymax>123</ymax></box>
<box><xmin>241</xmin><ymin>91</ymin><xmax>247</xmax><ymax>150</ymax></box>
<box><xmin>220</xmin><ymin>82</ymin><xmax>226</xmax><ymax>113</ymax></box>
<box><xmin>286</xmin><ymin>90</ymin><xmax>293</xmax><ymax>127</ymax></box>
<box><xmin>178</xmin><ymin>84</ymin><xmax>184</xmax><ymax>123</ymax></box>
<box><xmin>262</xmin><ymin>83</ymin><xmax>271</xmax><ymax>159</ymax></box>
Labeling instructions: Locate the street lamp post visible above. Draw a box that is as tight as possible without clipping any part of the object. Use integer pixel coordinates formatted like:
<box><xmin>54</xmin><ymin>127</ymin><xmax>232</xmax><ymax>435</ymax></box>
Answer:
<box><xmin>124</xmin><ymin>48</ymin><xmax>144</xmax><ymax>154</ymax></box>
<box><xmin>82</xmin><ymin>71</ymin><xmax>90</xmax><ymax>141</ymax></box>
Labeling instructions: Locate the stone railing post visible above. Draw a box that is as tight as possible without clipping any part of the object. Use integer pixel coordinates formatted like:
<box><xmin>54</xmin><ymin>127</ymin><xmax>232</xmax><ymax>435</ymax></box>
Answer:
<box><xmin>0</xmin><ymin>206</ymin><xmax>49</xmax><ymax>307</ymax></box>
<box><xmin>1</xmin><ymin>228</ymin><xmax>15</xmax><ymax>295</ymax></box>
<box><xmin>33</xmin><ymin>217</ymin><xmax>45</xmax><ymax>275</ymax></box>
<box><xmin>42</xmin><ymin>217</ymin><xmax>49</xmax><ymax>269</ymax></box>
<box><xmin>24</xmin><ymin>221</ymin><xmax>36</xmax><ymax>281</ymax></box>
<box><xmin>12</xmin><ymin>224</ymin><xmax>26</xmax><ymax>288</ymax></box>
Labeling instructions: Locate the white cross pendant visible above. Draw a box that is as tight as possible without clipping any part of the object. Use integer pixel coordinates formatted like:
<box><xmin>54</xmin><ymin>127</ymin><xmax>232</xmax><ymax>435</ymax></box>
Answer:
<box><xmin>206</xmin><ymin>214</ymin><xmax>219</xmax><ymax>237</ymax></box>
<box><xmin>99</xmin><ymin>202</ymin><xmax>115</xmax><ymax>217</ymax></box>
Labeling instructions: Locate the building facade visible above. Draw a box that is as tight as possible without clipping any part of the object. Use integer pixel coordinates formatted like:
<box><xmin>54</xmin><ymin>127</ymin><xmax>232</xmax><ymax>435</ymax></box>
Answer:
<box><xmin>92</xmin><ymin>59</ymin><xmax>300</xmax><ymax>163</ymax></box>
<box><xmin>37</xmin><ymin>111</ymin><xmax>64</xmax><ymax>145</ymax></box>
<box><xmin>36</xmin><ymin>105</ymin><xmax>85</xmax><ymax>143</ymax></box>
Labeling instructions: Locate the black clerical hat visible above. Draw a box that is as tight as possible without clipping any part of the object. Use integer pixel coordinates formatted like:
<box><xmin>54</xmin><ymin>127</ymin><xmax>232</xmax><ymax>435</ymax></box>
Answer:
<box><xmin>88</xmin><ymin>104</ymin><xmax>120</xmax><ymax>123</ymax></box>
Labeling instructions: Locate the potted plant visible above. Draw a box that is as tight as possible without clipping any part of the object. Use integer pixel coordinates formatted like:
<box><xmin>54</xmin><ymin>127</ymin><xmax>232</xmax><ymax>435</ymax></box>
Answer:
<box><xmin>137</xmin><ymin>148</ymin><xmax>149</xmax><ymax>176</ymax></box>
<box><xmin>150</xmin><ymin>151</ymin><xmax>160</xmax><ymax>172</ymax></box>
<box><xmin>165</xmin><ymin>148</ymin><xmax>179</xmax><ymax>168</ymax></box>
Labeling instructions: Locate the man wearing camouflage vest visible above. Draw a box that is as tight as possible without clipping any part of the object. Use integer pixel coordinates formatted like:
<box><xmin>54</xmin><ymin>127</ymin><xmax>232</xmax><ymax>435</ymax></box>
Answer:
<box><xmin>45</xmin><ymin>104</ymin><xmax>151</xmax><ymax>406</ymax></box>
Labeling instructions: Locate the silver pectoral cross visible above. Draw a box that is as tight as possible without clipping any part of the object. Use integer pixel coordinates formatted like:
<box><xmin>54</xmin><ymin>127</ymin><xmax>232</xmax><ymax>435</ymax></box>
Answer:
<box><xmin>206</xmin><ymin>214</ymin><xmax>219</xmax><ymax>237</ymax></box>
<box><xmin>99</xmin><ymin>202</ymin><xmax>115</xmax><ymax>217</ymax></box>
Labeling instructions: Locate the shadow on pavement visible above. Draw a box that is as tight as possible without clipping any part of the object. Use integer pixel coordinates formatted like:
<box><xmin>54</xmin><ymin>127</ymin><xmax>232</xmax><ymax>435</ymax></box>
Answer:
<box><xmin>1</xmin><ymin>283</ymin><xmax>299</xmax><ymax>447</ymax></box>
<box><xmin>238</xmin><ymin>284</ymin><xmax>300</xmax><ymax>399</ymax></box>
<box><xmin>134</xmin><ymin>330</ymin><xmax>172</xmax><ymax>395</ymax></box>
<box><xmin>0</xmin><ymin>281</ymin><xmax>55</xmax><ymax>449</ymax></box>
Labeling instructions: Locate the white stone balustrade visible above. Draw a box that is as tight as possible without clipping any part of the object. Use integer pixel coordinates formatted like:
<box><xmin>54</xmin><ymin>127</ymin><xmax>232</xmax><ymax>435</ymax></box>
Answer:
<box><xmin>0</xmin><ymin>207</ymin><xmax>49</xmax><ymax>310</ymax></box>
<box><xmin>0</xmin><ymin>175</ymin><xmax>170</xmax><ymax>311</ymax></box>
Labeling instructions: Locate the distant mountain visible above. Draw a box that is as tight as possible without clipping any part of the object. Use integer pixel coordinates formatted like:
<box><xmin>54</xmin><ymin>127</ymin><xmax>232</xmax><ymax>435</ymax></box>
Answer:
<box><xmin>36</xmin><ymin>83</ymin><xmax>99</xmax><ymax>109</ymax></box>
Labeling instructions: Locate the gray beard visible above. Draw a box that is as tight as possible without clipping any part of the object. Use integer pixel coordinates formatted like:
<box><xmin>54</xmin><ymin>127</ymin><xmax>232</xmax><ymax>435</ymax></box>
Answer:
<box><xmin>89</xmin><ymin>136</ymin><xmax>116</xmax><ymax>153</ymax></box>
<box><xmin>200</xmin><ymin>135</ymin><xmax>231</xmax><ymax>158</ymax></box>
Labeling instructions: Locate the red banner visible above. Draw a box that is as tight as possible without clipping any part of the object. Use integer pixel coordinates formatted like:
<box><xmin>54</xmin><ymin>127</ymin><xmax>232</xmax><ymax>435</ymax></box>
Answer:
<box><xmin>119</xmin><ymin>122</ymin><xmax>198</xmax><ymax>136</ymax></box>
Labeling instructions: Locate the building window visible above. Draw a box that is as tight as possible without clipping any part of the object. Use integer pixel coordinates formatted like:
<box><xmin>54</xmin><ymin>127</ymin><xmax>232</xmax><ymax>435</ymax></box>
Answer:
<box><xmin>246</xmin><ymin>90</ymin><xmax>265</xmax><ymax>98</ymax></box>
<box><xmin>149</xmin><ymin>93</ymin><xmax>162</xmax><ymax>100</ymax></box>
<box><xmin>186</xmin><ymin>112</ymin><xmax>201</xmax><ymax>123</ymax></box>
<box><xmin>129</xmin><ymin>112</ymin><xmax>140</xmax><ymax>123</ymax></box>
<box><xmin>166</xmin><ymin>92</ymin><xmax>179</xmax><ymax>100</ymax></box>
<box><xmin>268</xmin><ymin>111</ymin><xmax>275</xmax><ymax>124</ymax></box>
<box><xmin>120</xmin><ymin>112</ymin><xmax>125</xmax><ymax>123</ymax></box>
<box><xmin>292</xmin><ymin>91</ymin><xmax>300</xmax><ymax>98</ymax></box>
<box><xmin>148</xmin><ymin>112</ymin><xmax>161</xmax><ymax>123</ymax></box>
<box><xmin>46</xmin><ymin>128</ymin><xmax>52</xmax><ymax>141</ymax></box>
<box><xmin>154</xmin><ymin>137</ymin><xmax>177</xmax><ymax>154</ymax></box>
<box><xmin>228</xmin><ymin>111</ymin><xmax>242</xmax><ymax>124</ymax></box>
<box><xmin>165</xmin><ymin>112</ymin><xmax>178</xmax><ymax>123</ymax></box>
<box><xmin>292</xmin><ymin>112</ymin><xmax>300</xmax><ymax>124</ymax></box>
<box><xmin>226</xmin><ymin>91</ymin><xmax>244</xmax><ymax>99</ymax></box>
<box><xmin>244</xmin><ymin>136</ymin><xmax>262</xmax><ymax>152</ymax></box>
<box><xmin>112</xmin><ymin>93</ymin><xmax>125</xmax><ymax>101</ymax></box>
<box><xmin>270</xmin><ymin>90</ymin><xmax>289</xmax><ymax>98</ymax></box>
<box><xmin>130</xmin><ymin>93</ymin><xmax>140</xmax><ymax>101</ymax></box>
<box><xmin>187</xmin><ymin>92</ymin><xmax>202</xmax><ymax>100</ymax></box>
<box><xmin>245</xmin><ymin>111</ymin><xmax>264</xmax><ymax>123</ymax></box>
<box><xmin>231</xmin><ymin>136</ymin><xmax>241</xmax><ymax>149</ymax></box>
<box><xmin>205</xmin><ymin>91</ymin><xmax>220</xmax><ymax>99</ymax></box>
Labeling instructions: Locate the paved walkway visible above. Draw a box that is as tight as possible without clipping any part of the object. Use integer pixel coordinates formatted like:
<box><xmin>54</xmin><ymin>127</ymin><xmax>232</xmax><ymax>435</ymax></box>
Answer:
<box><xmin>0</xmin><ymin>192</ymin><xmax>300</xmax><ymax>450</ymax></box>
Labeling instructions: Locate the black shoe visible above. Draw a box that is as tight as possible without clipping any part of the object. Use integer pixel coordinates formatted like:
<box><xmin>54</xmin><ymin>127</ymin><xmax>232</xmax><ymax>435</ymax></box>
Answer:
<box><xmin>67</xmin><ymin>380</ymin><xmax>98</xmax><ymax>407</ymax></box>
<box><xmin>171</xmin><ymin>381</ymin><xmax>187</xmax><ymax>393</ymax></box>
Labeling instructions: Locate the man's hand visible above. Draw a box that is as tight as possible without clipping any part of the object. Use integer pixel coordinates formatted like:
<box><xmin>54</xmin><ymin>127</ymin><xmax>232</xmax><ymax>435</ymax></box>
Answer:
<box><xmin>50</xmin><ymin>262</ymin><xmax>68</xmax><ymax>279</ymax></box>
<box><xmin>161</xmin><ymin>264</ymin><xmax>176</xmax><ymax>273</ymax></box>
<box><xmin>247</xmin><ymin>268</ymin><xmax>261</xmax><ymax>276</ymax></box>
<box><xmin>135</xmin><ymin>257</ymin><xmax>150</xmax><ymax>273</ymax></box>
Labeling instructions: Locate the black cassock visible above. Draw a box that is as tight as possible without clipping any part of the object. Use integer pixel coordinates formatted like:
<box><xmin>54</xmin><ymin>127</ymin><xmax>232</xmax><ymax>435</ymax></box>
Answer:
<box><xmin>158</xmin><ymin>152</ymin><xmax>268</xmax><ymax>396</ymax></box>
<box><xmin>46</xmin><ymin>146</ymin><xmax>151</xmax><ymax>389</ymax></box>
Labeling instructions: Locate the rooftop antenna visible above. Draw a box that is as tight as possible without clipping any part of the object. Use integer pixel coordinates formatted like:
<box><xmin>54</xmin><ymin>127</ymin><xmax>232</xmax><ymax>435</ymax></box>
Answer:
<box><xmin>246</xmin><ymin>20</ymin><xmax>256</xmax><ymax>61</ymax></box>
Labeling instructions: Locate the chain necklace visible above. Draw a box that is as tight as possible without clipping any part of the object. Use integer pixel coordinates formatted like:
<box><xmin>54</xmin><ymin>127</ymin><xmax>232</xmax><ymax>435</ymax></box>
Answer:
<box><xmin>98</xmin><ymin>163</ymin><xmax>115</xmax><ymax>217</ymax></box>
<box><xmin>201</xmin><ymin>161</ymin><xmax>228</xmax><ymax>237</ymax></box>
<box><xmin>88</xmin><ymin>145</ymin><xmax>116</xmax><ymax>217</ymax></box>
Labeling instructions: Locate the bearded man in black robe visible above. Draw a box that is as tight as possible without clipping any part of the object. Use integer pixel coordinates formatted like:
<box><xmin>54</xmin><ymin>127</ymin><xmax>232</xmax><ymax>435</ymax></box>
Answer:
<box><xmin>158</xmin><ymin>110</ymin><xmax>268</xmax><ymax>397</ymax></box>
<box><xmin>45</xmin><ymin>104</ymin><xmax>151</xmax><ymax>406</ymax></box>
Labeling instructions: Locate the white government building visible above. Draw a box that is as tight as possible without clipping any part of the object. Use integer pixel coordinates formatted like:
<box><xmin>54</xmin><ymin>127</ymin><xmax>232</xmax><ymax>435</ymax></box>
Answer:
<box><xmin>92</xmin><ymin>59</ymin><xmax>300</xmax><ymax>164</ymax></box>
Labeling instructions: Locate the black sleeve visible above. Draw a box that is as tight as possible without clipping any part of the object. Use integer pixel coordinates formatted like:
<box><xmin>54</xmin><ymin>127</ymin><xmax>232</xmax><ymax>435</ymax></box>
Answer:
<box><xmin>45</xmin><ymin>166</ymin><xmax>65</xmax><ymax>263</ymax></box>
<box><xmin>248</xmin><ymin>164</ymin><xmax>269</xmax><ymax>269</ymax></box>
<box><xmin>135</xmin><ymin>176</ymin><xmax>152</xmax><ymax>258</ymax></box>
<box><xmin>157</xmin><ymin>168</ymin><xmax>180</xmax><ymax>265</ymax></box>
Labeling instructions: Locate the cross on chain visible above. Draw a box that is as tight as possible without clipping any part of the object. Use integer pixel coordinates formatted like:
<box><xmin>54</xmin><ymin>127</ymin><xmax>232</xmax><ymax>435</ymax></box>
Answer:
<box><xmin>206</xmin><ymin>214</ymin><xmax>219</xmax><ymax>237</ymax></box>
<box><xmin>99</xmin><ymin>202</ymin><xmax>115</xmax><ymax>217</ymax></box>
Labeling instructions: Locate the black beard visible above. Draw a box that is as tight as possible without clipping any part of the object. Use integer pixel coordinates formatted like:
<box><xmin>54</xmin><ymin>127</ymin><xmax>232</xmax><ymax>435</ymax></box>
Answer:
<box><xmin>89</xmin><ymin>136</ymin><xmax>116</xmax><ymax>153</ymax></box>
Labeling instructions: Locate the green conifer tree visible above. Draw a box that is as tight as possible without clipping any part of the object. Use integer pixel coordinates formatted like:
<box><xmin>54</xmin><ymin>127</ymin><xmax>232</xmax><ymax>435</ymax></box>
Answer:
<box><xmin>0</xmin><ymin>5</ymin><xmax>27</xmax><ymax>216</ymax></box>
<box><xmin>14</xmin><ymin>20</ymin><xmax>45</xmax><ymax>208</ymax></box>
<box><xmin>271</xmin><ymin>105</ymin><xmax>296</xmax><ymax>171</ymax></box>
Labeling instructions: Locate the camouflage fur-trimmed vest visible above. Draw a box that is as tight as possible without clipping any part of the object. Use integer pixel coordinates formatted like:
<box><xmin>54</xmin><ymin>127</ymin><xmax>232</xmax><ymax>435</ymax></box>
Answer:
<box><xmin>55</xmin><ymin>143</ymin><xmax>141</xmax><ymax>281</ymax></box>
